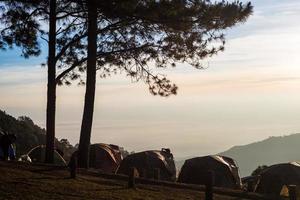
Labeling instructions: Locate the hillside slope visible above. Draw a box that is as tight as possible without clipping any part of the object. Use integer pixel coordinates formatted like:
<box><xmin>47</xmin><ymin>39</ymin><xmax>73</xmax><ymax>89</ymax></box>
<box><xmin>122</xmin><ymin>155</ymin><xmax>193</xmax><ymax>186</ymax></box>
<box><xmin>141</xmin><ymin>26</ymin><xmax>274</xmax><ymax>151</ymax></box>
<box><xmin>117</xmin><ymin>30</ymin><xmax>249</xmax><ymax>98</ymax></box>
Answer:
<box><xmin>0</xmin><ymin>110</ymin><xmax>75</xmax><ymax>161</ymax></box>
<box><xmin>0</xmin><ymin>161</ymin><xmax>256</xmax><ymax>200</ymax></box>
<box><xmin>220</xmin><ymin>133</ymin><xmax>300</xmax><ymax>177</ymax></box>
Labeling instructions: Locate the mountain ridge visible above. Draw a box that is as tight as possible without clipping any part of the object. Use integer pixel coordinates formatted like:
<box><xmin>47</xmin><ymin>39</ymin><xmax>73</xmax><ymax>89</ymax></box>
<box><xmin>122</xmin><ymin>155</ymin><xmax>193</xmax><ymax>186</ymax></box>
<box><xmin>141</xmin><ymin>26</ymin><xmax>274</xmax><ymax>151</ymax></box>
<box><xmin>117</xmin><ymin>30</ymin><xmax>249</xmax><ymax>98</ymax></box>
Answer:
<box><xmin>175</xmin><ymin>133</ymin><xmax>300</xmax><ymax>178</ymax></box>
<box><xmin>219</xmin><ymin>133</ymin><xmax>300</xmax><ymax>177</ymax></box>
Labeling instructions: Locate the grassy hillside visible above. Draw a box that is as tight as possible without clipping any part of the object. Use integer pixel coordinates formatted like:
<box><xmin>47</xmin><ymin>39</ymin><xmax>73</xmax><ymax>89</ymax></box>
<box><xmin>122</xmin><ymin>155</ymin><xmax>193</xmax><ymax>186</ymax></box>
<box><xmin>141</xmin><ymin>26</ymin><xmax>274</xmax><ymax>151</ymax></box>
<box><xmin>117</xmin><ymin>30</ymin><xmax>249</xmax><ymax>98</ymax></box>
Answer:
<box><xmin>220</xmin><ymin>133</ymin><xmax>300</xmax><ymax>177</ymax></box>
<box><xmin>0</xmin><ymin>110</ymin><xmax>75</xmax><ymax>161</ymax></box>
<box><xmin>0</xmin><ymin>110</ymin><xmax>46</xmax><ymax>156</ymax></box>
<box><xmin>0</xmin><ymin>161</ymin><xmax>256</xmax><ymax>200</ymax></box>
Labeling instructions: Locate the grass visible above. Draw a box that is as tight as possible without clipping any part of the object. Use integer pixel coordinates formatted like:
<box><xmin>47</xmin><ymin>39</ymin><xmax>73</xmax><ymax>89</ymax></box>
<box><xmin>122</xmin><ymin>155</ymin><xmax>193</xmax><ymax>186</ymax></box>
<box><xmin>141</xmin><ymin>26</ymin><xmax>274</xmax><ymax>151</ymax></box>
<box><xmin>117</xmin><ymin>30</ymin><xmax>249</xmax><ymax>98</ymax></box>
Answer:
<box><xmin>0</xmin><ymin>161</ymin><xmax>251</xmax><ymax>200</ymax></box>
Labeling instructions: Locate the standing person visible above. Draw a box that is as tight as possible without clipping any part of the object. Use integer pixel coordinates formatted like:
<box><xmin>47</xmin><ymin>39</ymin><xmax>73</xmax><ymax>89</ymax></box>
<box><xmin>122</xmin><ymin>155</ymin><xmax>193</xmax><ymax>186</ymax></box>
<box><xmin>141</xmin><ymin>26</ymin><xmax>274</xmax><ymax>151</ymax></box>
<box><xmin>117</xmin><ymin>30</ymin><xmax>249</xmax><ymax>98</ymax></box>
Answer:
<box><xmin>8</xmin><ymin>143</ymin><xmax>16</xmax><ymax>160</ymax></box>
<box><xmin>0</xmin><ymin>133</ymin><xmax>17</xmax><ymax>161</ymax></box>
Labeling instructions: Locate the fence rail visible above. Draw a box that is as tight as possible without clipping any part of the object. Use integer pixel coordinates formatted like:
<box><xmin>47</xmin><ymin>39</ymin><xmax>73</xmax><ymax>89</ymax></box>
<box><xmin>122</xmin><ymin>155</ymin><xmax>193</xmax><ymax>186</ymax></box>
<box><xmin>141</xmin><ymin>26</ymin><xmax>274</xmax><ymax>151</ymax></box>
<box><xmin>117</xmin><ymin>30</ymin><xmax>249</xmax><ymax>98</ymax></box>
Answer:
<box><xmin>78</xmin><ymin>168</ymin><xmax>280</xmax><ymax>200</ymax></box>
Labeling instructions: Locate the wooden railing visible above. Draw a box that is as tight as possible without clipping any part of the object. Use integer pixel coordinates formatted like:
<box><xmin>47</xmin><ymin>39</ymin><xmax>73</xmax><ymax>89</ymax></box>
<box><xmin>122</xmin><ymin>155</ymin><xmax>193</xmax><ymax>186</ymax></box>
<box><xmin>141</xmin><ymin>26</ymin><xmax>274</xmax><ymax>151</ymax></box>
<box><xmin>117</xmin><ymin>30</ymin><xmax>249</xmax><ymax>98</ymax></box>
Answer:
<box><xmin>77</xmin><ymin>167</ymin><xmax>283</xmax><ymax>200</ymax></box>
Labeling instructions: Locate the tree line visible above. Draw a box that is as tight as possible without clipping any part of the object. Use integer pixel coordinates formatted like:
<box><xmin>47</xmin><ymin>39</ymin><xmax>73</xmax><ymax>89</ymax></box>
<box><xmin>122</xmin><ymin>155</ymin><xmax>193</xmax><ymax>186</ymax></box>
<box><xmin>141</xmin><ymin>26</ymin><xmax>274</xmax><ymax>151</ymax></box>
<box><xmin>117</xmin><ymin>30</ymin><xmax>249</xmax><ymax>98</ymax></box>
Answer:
<box><xmin>0</xmin><ymin>0</ymin><xmax>253</xmax><ymax>168</ymax></box>
<box><xmin>0</xmin><ymin>110</ymin><xmax>76</xmax><ymax>160</ymax></box>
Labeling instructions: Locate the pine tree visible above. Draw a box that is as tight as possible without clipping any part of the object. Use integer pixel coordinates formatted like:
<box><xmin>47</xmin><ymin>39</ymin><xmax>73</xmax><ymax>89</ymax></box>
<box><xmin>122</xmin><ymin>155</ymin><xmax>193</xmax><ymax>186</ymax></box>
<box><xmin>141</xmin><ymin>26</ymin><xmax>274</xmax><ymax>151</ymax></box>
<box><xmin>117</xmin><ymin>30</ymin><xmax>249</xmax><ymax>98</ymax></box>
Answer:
<box><xmin>0</xmin><ymin>0</ymin><xmax>89</xmax><ymax>163</ymax></box>
<box><xmin>67</xmin><ymin>0</ymin><xmax>253</xmax><ymax>168</ymax></box>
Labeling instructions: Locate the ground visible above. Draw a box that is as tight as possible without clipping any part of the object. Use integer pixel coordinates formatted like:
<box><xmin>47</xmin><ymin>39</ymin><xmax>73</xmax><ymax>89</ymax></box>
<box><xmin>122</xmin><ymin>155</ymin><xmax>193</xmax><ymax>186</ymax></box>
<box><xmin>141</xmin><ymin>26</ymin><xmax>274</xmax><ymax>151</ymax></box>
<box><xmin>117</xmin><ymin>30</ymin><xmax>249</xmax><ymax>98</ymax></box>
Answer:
<box><xmin>0</xmin><ymin>162</ymin><xmax>252</xmax><ymax>200</ymax></box>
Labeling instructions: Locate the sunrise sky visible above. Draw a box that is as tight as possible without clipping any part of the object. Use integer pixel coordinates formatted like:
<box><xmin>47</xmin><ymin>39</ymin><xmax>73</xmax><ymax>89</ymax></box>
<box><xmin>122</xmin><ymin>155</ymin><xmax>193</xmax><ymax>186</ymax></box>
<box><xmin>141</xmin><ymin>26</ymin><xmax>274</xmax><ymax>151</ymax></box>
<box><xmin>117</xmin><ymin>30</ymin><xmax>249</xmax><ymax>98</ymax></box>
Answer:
<box><xmin>1</xmin><ymin>0</ymin><xmax>300</xmax><ymax>159</ymax></box>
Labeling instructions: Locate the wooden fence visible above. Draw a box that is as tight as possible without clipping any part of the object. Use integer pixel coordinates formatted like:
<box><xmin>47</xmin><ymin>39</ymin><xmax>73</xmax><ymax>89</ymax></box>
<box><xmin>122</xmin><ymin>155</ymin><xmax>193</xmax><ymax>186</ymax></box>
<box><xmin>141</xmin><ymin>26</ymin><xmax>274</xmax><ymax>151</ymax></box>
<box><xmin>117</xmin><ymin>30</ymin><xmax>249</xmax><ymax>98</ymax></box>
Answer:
<box><xmin>77</xmin><ymin>167</ymin><xmax>284</xmax><ymax>200</ymax></box>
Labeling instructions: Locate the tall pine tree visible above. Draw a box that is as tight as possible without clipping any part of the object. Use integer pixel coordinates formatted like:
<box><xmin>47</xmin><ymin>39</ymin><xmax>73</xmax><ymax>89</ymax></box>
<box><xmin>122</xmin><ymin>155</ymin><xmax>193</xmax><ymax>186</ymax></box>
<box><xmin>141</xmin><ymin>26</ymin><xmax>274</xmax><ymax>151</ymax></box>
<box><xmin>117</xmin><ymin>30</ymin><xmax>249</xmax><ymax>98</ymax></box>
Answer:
<box><xmin>62</xmin><ymin>0</ymin><xmax>253</xmax><ymax>168</ymax></box>
<box><xmin>0</xmin><ymin>0</ymin><xmax>89</xmax><ymax>162</ymax></box>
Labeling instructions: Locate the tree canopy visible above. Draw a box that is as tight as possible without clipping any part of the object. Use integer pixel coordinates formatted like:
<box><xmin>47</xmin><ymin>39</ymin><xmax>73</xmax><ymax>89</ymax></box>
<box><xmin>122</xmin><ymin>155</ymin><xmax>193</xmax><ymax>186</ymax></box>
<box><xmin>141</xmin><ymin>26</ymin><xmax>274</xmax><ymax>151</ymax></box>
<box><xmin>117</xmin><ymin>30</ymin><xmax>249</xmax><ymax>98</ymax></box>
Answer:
<box><xmin>57</xmin><ymin>0</ymin><xmax>253</xmax><ymax>96</ymax></box>
<box><xmin>0</xmin><ymin>0</ymin><xmax>253</xmax><ymax>166</ymax></box>
<box><xmin>1</xmin><ymin>0</ymin><xmax>253</xmax><ymax>96</ymax></box>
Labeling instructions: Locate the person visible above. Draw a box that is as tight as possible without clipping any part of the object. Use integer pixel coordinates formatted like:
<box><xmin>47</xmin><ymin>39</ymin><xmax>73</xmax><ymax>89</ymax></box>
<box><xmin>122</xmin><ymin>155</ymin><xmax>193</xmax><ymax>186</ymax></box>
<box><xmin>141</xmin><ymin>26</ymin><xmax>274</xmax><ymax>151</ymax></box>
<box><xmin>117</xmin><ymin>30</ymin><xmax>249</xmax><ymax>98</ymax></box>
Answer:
<box><xmin>0</xmin><ymin>133</ymin><xmax>17</xmax><ymax>161</ymax></box>
<box><xmin>8</xmin><ymin>144</ymin><xmax>16</xmax><ymax>160</ymax></box>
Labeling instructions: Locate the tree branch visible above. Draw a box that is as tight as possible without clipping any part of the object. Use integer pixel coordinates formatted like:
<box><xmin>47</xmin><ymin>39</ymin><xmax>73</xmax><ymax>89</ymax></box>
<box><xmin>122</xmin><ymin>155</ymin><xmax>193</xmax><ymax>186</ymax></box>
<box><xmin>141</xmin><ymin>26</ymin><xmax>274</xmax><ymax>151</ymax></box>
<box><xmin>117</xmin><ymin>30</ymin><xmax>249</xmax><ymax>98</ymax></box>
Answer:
<box><xmin>55</xmin><ymin>44</ymin><xmax>150</xmax><ymax>83</ymax></box>
<box><xmin>54</xmin><ymin>19</ymin><xmax>127</xmax><ymax>63</ymax></box>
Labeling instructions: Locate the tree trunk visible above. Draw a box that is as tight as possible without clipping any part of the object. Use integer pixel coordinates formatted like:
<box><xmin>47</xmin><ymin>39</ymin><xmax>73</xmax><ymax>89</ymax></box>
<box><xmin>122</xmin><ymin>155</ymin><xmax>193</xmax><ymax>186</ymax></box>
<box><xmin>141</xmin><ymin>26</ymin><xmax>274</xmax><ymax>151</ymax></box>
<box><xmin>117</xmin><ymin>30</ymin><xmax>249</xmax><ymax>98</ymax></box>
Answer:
<box><xmin>45</xmin><ymin>0</ymin><xmax>57</xmax><ymax>164</ymax></box>
<box><xmin>77</xmin><ymin>0</ymin><xmax>97</xmax><ymax>168</ymax></box>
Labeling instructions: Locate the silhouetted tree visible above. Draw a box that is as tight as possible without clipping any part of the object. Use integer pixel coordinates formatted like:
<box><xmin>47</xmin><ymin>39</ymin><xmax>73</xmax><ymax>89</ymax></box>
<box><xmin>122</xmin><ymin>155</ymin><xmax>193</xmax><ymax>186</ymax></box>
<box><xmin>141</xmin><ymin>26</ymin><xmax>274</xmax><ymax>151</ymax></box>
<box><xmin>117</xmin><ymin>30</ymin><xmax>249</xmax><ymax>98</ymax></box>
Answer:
<box><xmin>1</xmin><ymin>0</ymin><xmax>253</xmax><ymax>168</ymax></box>
<box><xmin>0</xmin><ymin>110</ymin><xmax>76</xmax><ymax>159</ymax></box>
<box><xmin>72</xmin><ymin>0</ymin><xmax>98</xmax><ymax>168</ymax></box>
<box><xmin>62</xmin><ymin>0</ymin><xmax>253</xmax><ymax>168</ymax></box>
<box><xmin>0</xmin><ymin>0</ymin><xmax>88</xmax><ymax>163</ymax></box>
<box><xmin>45</xmin><ymin>0</ymin><xmax>57</xmax><ymax>163</ymax></box>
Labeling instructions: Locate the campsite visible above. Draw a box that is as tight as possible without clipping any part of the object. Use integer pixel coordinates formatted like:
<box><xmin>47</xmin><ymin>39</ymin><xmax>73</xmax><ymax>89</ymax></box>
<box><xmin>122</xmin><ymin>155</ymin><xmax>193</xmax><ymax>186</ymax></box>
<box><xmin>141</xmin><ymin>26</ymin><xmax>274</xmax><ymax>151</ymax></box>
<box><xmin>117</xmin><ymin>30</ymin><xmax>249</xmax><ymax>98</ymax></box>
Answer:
<box><xmin>0</xmin><ymin>112</ymin><xmax>299</xmax><ymax>200</ymax></box>
<box><xmin>1</xmin><ymin>0</ymin><xmax>300</xmax><ymax>199</ymax></box>
<box><xmin>1</xmin><ymin>140</ymin><xmax>300</xmax><ymax>200</ymax></box>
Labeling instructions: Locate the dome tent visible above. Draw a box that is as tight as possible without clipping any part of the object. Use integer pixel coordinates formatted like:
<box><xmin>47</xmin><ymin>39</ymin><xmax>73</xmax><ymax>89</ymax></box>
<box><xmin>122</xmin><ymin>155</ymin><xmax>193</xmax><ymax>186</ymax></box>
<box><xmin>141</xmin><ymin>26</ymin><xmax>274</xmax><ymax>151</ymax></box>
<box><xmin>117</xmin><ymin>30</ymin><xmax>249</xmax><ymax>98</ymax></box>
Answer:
<box><xmin>89</xmin><ymin>143</ymin><xmax>122</xmax><ymax>172</ymax></box>
<box><xmin>70</xmin><ymin>143</ymin><xmax>122</xmax><ymax>173</ymax></box>
<box><xmin>116</xmin><ymin>148</ymin><xmax>176</xmax><ymax>181</ymax></box>
<box><xmin>27</xmin><ymin>145</ymin><xmax>67</xmax><ymax>166</ymax></box>
<box><xmin>255</xmin><ymin>162</ymin><xmax>300</xmax><ymax>196</ymax></box>
<box><xmin>178</xmin><ymin>155</ymin><xmax>241</xmax><ymax>189</ymax></box>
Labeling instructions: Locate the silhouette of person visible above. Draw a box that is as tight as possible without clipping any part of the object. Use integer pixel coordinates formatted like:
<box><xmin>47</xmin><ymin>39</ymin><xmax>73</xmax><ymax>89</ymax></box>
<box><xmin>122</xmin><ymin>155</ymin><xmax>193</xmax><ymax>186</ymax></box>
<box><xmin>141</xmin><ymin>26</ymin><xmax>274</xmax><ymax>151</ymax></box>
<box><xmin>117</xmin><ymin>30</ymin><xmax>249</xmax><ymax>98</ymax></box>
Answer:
<box><xmin>0</xmin><ymin>133</ymin><xmax>17</xmax><ymax>161</ymax></box>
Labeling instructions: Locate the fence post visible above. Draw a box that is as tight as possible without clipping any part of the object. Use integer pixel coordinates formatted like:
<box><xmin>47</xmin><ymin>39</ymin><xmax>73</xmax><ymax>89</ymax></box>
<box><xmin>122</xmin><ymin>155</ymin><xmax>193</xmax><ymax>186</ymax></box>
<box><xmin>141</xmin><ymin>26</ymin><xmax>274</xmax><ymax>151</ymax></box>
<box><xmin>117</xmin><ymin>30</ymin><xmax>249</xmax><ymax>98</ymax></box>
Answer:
<box><xmin>205</xmin><ymin>170</ymin><xmax>215</xmax><ymax>200</ymax></box>
<box><xmin>128</xmin><ymin>167</ymin><xmax>138</xmax><ymax>189</ymax></box>
<box><xmin>288</xmin><ymin>185</ymin><xmax>297</xmax><ymax>200</ymax></box>
<box><xmin>154</xmin><ymin>168</ymin><xmax>160</xmax><ymax>180</ymax></box>
<box><xmin>69</xmin><ymin>156</ymin><xmax>77</xmax><ymax>179</ymax></box>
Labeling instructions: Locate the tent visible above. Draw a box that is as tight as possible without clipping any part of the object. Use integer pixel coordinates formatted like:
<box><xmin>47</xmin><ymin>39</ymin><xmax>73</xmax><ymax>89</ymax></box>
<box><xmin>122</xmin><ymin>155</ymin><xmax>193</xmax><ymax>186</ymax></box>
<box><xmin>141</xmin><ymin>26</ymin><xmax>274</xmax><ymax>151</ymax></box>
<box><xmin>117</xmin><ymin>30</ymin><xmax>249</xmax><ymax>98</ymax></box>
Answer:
<box><xmin>255</xmin><ymin>162</ymin><xmax>300</xmax><ymax>195</ymax></box>
<box><xmin>177</xmin><ymin>155</ymin><xmax>241</xmax><ymax>189</ymax></box>
<box><xmin>89</xmin><ymin>143</ymin><xmax>122</xmax><ymax>173</ymax></box>
<box><xmin>26</xmin><ymin>145</ymin><xmax>67</xmax><ymax>166</ymax></box>
<box><xmin>70</xmin><ymin>143</ymin><xmax>122</xmax><ymax>173</ymax></box>
<box><xmin>116</xmin><ymin>148</ymin><xmax>176</xmax><ymax>181</ymax></box>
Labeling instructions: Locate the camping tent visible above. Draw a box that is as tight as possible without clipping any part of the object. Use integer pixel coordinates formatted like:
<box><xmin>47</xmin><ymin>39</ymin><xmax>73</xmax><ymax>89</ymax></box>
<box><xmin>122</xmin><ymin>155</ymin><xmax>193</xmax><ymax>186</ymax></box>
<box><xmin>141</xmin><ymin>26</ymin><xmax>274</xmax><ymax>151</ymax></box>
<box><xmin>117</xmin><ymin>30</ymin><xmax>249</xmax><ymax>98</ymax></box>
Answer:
<box><xmin>70</xmin><ymin>143</ymin><xmax>122</xmax><ymax>173</ymax></box>
<box><xmin>26</xmin><ymin>145</ymin><xmax>67</xmax><ymax>166</ymax></box>
<box><xmin>89</xmin><ymin>143</ymin><xmax>122</xmax><ymax>173</ymax></box>
<box><xmin>255</xmin><ymin>162</ymin><xmax>300</xmax><ymax>195</ymax></box>
<box><xmin>116</xmin><ymin>148</ymin><xmax>176</xmax><ymax>181</ymax></box>
<box><xmin>177</xmin><ymin>155</ymin><xmax>241</xmax><ymax>189</ymax></box>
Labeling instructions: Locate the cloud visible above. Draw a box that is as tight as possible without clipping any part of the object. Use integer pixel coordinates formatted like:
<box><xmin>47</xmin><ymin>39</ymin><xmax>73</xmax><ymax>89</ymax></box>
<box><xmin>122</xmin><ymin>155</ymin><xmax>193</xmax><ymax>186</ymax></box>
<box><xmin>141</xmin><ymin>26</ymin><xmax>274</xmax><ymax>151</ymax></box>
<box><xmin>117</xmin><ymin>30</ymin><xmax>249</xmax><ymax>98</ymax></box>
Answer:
<box><xmin>2</xmin><ymin>0</ymin><xmax>300</xmax><ymax>157</ymax></box>
<box><xmin>226</xmin><ymin>0</ymin><xmax>300</xmax><ymax>39</ymax></box>
<box><xmin>0</xmin><ymin>65</ymin><xmax>46</xmax><ymax>86</ymax></box>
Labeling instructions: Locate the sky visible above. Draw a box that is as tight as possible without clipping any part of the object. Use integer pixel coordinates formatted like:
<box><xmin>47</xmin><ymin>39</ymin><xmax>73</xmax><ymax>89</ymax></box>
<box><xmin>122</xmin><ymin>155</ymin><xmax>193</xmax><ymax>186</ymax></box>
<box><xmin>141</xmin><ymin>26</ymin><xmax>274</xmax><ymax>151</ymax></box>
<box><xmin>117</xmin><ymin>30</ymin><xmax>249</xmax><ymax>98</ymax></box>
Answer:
<box><xmin>1</xmin><ymin>0</ymin><xmax>300</xmax><ymax>159</ymax></box>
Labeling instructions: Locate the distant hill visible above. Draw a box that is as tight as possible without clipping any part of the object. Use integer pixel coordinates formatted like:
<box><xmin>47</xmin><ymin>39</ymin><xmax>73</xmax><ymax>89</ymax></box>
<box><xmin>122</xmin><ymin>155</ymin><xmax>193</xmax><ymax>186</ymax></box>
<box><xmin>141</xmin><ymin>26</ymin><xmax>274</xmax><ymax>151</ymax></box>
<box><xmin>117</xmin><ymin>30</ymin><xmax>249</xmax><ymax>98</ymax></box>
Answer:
<box><xmin>0</xmin><ymin>110</ymin><xmax>75</xmax><ymax>161</ymax></box>
<box><xmin>175</xmin><ymin>134</ymin><xmax>300</xmax><ymax>178</ymax></box>
<box><xmin>220</xmin><ymin>133</ymin><xmax>300</xmax><ymax>177</ymax></box>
